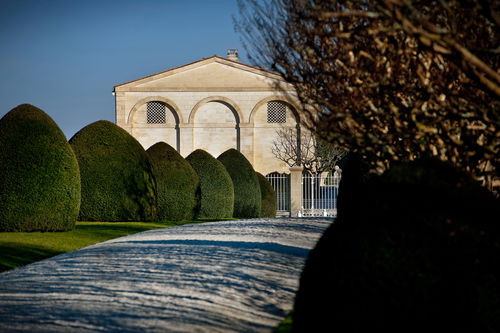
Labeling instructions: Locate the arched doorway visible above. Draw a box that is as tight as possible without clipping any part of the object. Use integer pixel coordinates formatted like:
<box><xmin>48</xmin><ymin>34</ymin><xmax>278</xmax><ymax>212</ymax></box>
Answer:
<box><xmin>192</xmin><ymin>100</ymin><xmax>240</xmax><ymax>157</ymax></box>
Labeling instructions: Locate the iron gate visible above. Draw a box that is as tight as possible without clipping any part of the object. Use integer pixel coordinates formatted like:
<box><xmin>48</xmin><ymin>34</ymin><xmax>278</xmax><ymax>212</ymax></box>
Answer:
<box><xmin>266</xmin><ymin>170</ymin><xmax>341</xmax><ymax>217</ymax></box>
<box><xmin>301</xmin><ymin>172</ymin><xmax>340</xmax><ymax>217</ymax></box>
<box><xmin>265</xmin><ymin>172</ymin><xmax>290</xmax><ymax>215</ymax></box>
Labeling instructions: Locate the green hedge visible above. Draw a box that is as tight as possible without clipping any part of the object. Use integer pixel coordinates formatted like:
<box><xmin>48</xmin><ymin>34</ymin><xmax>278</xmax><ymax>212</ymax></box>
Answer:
<box><xmin>0</xmin><ymin>104</ymin><xmax>81</xmax><ymax>231</ymax></box>
<box><xmin>256</xmin><ymin>172</ymin><xmax>276</xmax><ymax>218</ymax></box>
<box><xmin>147</xmin><ymin>142</ymin><xmax>199</xmax><ymax>221</ymax></box>
<box><xmin>186</xmin><ymin>149</ymin><xmax>234</xmax><ymax>219</ymax></box>
<box><xmin>292</xmin><ymin>158</ymin><xmax>500</xmax><ymax>332</ymax></box>
<box><xmin>69</xmin><ymin>120</ymin><xmax>157</xmax><ymax>222</ymax></box>
<box><xmin>218</xmin><ymin>149</ymin><xmax>261</xmax><ymax>218</ymax></box>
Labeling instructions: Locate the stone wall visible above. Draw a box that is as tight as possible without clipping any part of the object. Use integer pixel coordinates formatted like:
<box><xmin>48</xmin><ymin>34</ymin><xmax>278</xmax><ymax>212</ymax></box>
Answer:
<box><xmin>114</xmin><ymin>57</ymin><xmax>304</xmax><ymax>175</ymax></box>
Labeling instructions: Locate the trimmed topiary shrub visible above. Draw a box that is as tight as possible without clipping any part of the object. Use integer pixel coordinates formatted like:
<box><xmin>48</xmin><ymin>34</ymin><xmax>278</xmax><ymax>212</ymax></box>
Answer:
<box><xmin>218</xmin><ymin>149</ymin><xmax>261</xmax><ymax>218</ymax></box>
<box><xmin>147</xmin><ymin>142</ymin><xmax>199</xmax><ymax>221</ymax></box>
<box><xmin>256</xmin><ymin>172</ymin><xmax>276</xmax><ymax>218</ymax></box>
<box><xmin>186</xmin><ymin>149</ymin><xmax>234</xmax><ymax>219</ymax></box>
<box><xmin>69</xmin><ymin>120</ymin><xmax>157</xmax><ymax>222</ymax></box>
<box><xmin>292</xmin><ymin>158</ymin><xmax>500</xmax><ymax>332</ymax></box>
<box><xmin>0</xmin><ymin>104</ymin><xmax>81</xmax><ymax>232</ymax></box>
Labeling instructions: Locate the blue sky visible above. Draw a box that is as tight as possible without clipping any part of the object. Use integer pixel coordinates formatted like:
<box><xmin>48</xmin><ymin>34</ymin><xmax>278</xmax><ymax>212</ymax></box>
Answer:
<box><xmin>0</xmin><ymin>0</ymin><xmax>248</xmax><ymax>138</ymax></box>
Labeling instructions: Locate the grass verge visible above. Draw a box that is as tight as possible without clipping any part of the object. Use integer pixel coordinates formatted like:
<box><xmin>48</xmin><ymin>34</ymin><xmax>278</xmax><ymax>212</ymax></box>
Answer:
<box><xmin>0</xmin><ymin>220</ymin><xmax>199</xmax><ymax>273</ymax></box>
<box><xmin>274</xmin><ymin>311</ymin><xmax>293</xmax><ymax>333</ymax></box>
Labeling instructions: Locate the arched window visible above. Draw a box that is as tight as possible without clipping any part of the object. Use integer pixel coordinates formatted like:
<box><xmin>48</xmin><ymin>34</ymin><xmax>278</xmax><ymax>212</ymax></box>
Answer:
<box><xmin>147</xmin><ymin>101</ymin><xmax>166</xmax><ymax>124</ymax></box>
<box><xmin>267</xmin><ymin>101</ymin><xmax>287</xmax><ymax>123</ymax></box>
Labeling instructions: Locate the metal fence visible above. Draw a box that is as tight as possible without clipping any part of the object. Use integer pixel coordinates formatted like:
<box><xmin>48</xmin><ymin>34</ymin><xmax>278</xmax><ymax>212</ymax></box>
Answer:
<box><xmin>265</xmin><ymin>172</ymin><xmax>290</xmax><ymax>215</ymax></box>
<box><xmin>266</xmin><ymin>171</ymin><xmax>341</xmax><ymax>217</ymax></box>
<box><xmin>301</xmin><ymin>172</ymin><xmax>340</xmax><ymax>217</ymax></box>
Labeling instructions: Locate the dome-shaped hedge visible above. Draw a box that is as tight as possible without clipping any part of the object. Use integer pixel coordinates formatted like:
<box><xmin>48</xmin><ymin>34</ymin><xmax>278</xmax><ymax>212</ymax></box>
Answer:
<box><xmin>147</xmin><ymin>142</ymin><xmax>199</xmax><ymax>221</ymax></box>
<box><xmin>69</xmin><ymin>120</ymin><xmax>157</xmax><ymax>222</ymax></box>
<box><xmin>0</xmin><ymin>104</ymin><xmax>81</xmax><ymax>231</ymax></box>
<box><xmin>256</xmin><ymin>172</ymin><xmax>276</xmax><ymax>218</ymax></box>
<box><xmin>218</xmin><ymin>149</ymin><xmax>261</xmax><ymax>218</ymax></box>
<box><xmin>292</xmin><ymin>158</ymin><xmax>500</xmax><ymax>332</ymax></box>
<box><xmin>186</xmin><ymin>149</ymin><xmax>234</xmax><ymax>219</ymax></box>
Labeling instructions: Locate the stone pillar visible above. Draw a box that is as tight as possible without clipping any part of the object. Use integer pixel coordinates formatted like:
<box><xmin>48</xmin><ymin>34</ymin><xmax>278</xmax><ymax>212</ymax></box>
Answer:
<box><xmin>114</xmin><ymin>91</ymin><xmax>127</xmax><ymax>127</ymax></box>
<box><xmin>238</xmin><ymin>124</ymin><xmax>254</xmax><ymax>165</ymax></box>
<box><xmin>289</xmin><ymin>166</ymin><xmax>303</xmax><ymax>217</ymax></box>
<box><xmin>178</xmin><ymin>123</ymin><xmax>193</xmax><ymax>157</ymax></box>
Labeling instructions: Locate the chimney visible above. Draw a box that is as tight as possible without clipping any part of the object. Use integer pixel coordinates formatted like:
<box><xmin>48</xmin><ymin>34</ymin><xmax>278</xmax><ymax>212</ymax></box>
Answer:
<box><xmin>227</xmin><ymin>49</ymin><xmax>239</xmax><ymax>61</ymax></box>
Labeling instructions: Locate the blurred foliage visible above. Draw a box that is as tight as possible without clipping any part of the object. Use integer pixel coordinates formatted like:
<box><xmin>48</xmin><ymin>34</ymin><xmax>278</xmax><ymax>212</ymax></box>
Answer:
<box><xmin>238</xmin><ymin>0</ymin><xmax>499</xmax><ymax>194</ymax></box>
<box><xmin>292</xmin><ymin>158</ymin><xmax>500</xmax><ymax>331</ymax></box>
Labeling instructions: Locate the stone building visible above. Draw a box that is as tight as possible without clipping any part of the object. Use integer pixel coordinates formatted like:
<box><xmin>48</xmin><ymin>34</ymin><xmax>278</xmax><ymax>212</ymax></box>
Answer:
<box><xmin>113</xmin><ymin>49</ymin><xmax>303</xmax><ymax>175</ymax></box>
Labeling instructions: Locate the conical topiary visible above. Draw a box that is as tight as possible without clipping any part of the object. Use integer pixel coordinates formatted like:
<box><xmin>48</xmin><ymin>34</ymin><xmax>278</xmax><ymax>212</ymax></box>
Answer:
<box><xmin>69</xmin><ymin>120</ymin><xmax>157</xmax><ymax>221</ymax></box>
<box><xmin>0</xmin><ymin>104</ymin><xmax>81</xmax><ymax>231</ymax></box>
<box><xmin>256</xmin><ymin>172</ymin><xmax>276</xmax><ymax>218</ymax></box>
<box><xmin>218</xmin><ymin>149</ymin><xmax>261</xmax><ymax>218</ymax></box>
<box><xmin>147</xmin><ymin>142</ymin><xmax>199</xmax><ymax>221</ymax></box>
<box><xmin>186</xmin><ymin>149</ymin><xmax>234</xmax><ymax>219</ymax></box>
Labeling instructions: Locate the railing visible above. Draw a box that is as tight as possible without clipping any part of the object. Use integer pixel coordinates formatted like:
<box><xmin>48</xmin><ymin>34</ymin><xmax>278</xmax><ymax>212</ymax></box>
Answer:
<box><xmin>266</xmin><ymin>170</ymin><xmax>341</xmax><ymax>218</ymax></box>
<box><xmin>265</xmin><ymin>173</ymin><xmax>290</xmax><ymax>215</ymax></box>
<box><xmin>301</xmin><ymin>172</ymin><xmax>340</xmax><ymax>217</ymax></box>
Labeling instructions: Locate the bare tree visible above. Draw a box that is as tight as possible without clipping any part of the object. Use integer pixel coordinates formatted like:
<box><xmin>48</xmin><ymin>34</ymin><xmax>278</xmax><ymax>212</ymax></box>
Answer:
<box><xmin>237</xmin><ymin>0</ymin><xmax>499</xmax><ymax>193</ymax></box>
<box><xmin>272</xmin><ymin>127</ymin><xmax>346</xmax><ymax>174</ymax></box>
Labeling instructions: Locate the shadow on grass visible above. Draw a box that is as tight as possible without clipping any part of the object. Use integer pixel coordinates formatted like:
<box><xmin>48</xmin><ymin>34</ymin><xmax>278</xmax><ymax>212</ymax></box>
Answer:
<box><xmin>0</xmin><ymin>219</ymin><xmax>221</xmax><ymax>273</ymax></box>
<box><xmin>74</xmin><ymin>224</ymin><xmax>163</xmax><ymax>236</ymax></box>
<box><xmin>0</xmin><ymin>243</ymin><xmax>61</xmax><ymax>273</ymax></box>
<box><xmin>195</xmin><ymin>218</ymin><xmax>238</xmax><ymax>222</ymax></box>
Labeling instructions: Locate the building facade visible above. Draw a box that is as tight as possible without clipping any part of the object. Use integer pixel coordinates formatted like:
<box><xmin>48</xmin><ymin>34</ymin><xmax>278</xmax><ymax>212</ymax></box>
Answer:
<box><xmin>113</xmin><ymin>51</ymin><xmax>303</xmax><ymax>175</ymax></box>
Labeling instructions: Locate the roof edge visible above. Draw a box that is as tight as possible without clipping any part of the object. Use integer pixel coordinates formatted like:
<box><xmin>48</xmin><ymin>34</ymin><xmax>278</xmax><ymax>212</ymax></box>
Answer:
<box><xmin>112</xmin><ymin>56</ymin><xmax>284</xmax><ymax>91</ymax></box>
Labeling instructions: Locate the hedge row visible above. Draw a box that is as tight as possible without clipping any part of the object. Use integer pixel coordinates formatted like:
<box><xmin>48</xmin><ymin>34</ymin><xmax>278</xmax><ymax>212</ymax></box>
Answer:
<box><xmin>69</xmin><ymin>120</ymin><xmax>157</xmax><ymax>222</ymax></box>
<box><xmin>186</xmin><ymin>149</ymin><xmax>234</xmax><ymax>219</ymax></box>
<box><xmin>147</xmin><ymin>142</ymin><xmax>199</xmax><ymax>221</ymax></box>
<box><xmin>256</xmin><ymin>172</ymin><xmax>276</xmax><ymax>218</ymax></box>
<box><xmin>218</xmin><ymin>149</ymin><xmax>261</xmax><ymax>218</ymax></box>
<box><xmin>0</xmin><ymin>104</ymin><xmax>276</xmax><ymax>232</ymax></box>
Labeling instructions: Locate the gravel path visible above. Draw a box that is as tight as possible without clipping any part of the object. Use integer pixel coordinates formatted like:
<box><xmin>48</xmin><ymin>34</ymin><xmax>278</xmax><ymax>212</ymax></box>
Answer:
<box><xmin>0</xmin><ymin>218</ymin><xmax>332</xmax><ymax>333</ymax></box>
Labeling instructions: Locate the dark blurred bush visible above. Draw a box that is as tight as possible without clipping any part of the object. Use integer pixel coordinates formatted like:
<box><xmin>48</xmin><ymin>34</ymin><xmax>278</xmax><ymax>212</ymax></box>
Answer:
<box><xmin>293</xmin><ymin>158</ymin><xmax>500</xmax><ymax>332</ymax></box>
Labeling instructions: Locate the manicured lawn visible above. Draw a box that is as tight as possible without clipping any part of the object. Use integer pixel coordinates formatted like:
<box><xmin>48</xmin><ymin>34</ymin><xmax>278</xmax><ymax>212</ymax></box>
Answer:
<box><xmin>0</xmin><ymin>220</ymin><xmax>198</xmax><ymax>273</ymax></box>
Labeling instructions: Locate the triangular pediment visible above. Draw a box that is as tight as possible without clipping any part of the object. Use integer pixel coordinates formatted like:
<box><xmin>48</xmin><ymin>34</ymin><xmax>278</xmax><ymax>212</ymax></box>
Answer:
<box><xmin>114</xmin><ymin>57</ymin><xmax>294</xmax><ymax>92</ymax></box>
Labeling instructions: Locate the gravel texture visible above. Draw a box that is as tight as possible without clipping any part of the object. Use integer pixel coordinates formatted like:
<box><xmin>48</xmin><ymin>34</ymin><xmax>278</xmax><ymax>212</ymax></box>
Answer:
<box><xmin>0</xmin><ymin>218</ymin><xmax>332</xmax><ymax>332</ymax></box>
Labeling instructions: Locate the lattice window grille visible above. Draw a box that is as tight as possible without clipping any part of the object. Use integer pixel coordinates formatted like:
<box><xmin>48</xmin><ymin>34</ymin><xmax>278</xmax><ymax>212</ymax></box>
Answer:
<box><xmin>147</xmin><ymin>101</ymin><xmax>166</xmax><ymax>124</ymax></box>
<box><xmin>267</xmin><ymin>101</ymin><xmax>287</xmax><ymax>123</ymax></box>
